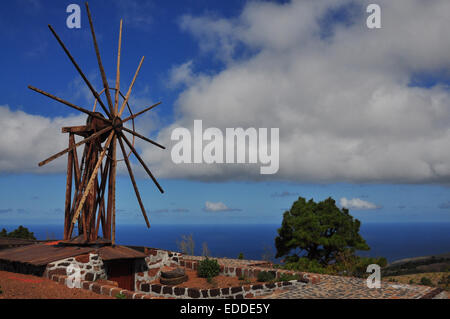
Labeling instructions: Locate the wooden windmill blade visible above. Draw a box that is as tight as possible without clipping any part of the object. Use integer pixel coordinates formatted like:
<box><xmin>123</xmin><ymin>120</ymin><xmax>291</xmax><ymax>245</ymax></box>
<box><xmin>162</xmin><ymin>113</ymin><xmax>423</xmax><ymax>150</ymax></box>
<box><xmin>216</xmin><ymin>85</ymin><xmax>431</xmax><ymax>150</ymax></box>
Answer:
<box><xmin>28</xmin><ymin>1</ymin><xmax>165</xmax><ymax>245</ymax></box>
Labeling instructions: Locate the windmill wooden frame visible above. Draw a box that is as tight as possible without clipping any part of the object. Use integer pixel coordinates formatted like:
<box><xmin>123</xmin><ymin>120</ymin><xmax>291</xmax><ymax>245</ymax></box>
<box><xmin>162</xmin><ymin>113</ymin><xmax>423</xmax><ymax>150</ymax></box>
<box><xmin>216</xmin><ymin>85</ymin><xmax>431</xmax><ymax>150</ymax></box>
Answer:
<box><xmin>28</xmin><ymin>2</ymin><xmax>164</xmax><ymax>245</ymax></box>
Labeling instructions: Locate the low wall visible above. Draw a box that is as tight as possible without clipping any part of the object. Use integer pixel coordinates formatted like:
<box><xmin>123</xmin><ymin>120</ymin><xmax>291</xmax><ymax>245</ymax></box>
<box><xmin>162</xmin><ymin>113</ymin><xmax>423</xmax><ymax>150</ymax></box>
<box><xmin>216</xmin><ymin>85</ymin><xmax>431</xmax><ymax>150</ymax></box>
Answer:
<box><xmin>44</xmin><ymin>253</ymin><xmax>106</xmax><ymax>282</ymax></box>
<box><xmin>180</xmin><ymin>258</ymin><xmax>320</xmax><ymax>284</ymax></box>
<box><xmin>134</xmin><ymin>257</ymin><xmax>320</xmax><ymax>299</ymax></box>
<box><xmin>134</xmin><ymin>248</ymin><xmax>182</xmax><ymax>291</ymax></box>
<box><xmin>137</xmin><ymin>279</ymin><xmax>300</xmax><ymax>299</ymax></box>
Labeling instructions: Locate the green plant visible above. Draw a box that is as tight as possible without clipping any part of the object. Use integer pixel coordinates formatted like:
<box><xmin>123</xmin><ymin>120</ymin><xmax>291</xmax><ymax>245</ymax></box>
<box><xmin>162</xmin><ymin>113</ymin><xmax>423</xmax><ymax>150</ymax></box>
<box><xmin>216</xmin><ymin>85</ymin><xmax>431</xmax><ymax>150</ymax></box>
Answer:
<box><xmin>438</xmin><ymin>274</ymin><xmax>450</xmax><ymax>290</ymax></box>
<box><xmin>0</xmin><ymin>228</ymin><xmax>7</xmax><ymax>238</ymax></box>
<box><xmin>420</xmin><ymin>277</ymin><xmax>433</xmax><ymax>286</ymax></box>
<box><xmin>197</xmin><ymin>257</ymin><xmax>220</xmax><ymax>279</ymax></box>
<box><xmin>0</xmin><ymin>226</ymin><xmax>36</xmax><ymax>240</ymax></box>
<box><xmin>275</xmin><ymin>197</ymin><xmax>369</xmax><ymax>265</ymax></box>
<box><xmin>409</xmin><ymin>279</ymin><xmax>415</xmax><ymax>284</ymax></box>
<box><xmin>284</xmin><ymin>257</ymin><xmax>330</xmax><ymax>274</ymax></box>
<box><xmin>115</xmin><ymin>293</ymin><xmax>126</xmax><ymax>299</ymax></box>
<box><xmin>238</xmin><ymin>275</ymin><xmax>251</xmax><ymax>284</ymax></box>
<box><xmin>238</xmin><ymin>252</ymin><xmax>244</xmax><ymax>260</ymax></box>
<box><xmin>278</xmin><ymin>273</ymin><xmax>302</xmax><ymax>282</ymax></box>
<box><xmin>257</xmin><ymin>271</ymin><xmax>276</xmax><ymax>282</ymax></box>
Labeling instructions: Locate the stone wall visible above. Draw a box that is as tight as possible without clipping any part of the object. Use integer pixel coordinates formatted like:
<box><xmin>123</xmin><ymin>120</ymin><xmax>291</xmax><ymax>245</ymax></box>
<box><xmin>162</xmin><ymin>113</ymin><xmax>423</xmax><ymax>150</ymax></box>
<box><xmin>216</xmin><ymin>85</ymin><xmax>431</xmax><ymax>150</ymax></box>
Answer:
<box><xmin>179</xmin><ymin>258</ymin><xmax>320</xmax><ymax>284</ymax></box>
<box><xmin>44</xmin><ymin>253</ymin><xmax>106</xmax><ymax>282</ymax></box>
<box><xmin>133</xmin><ymin>256</ymin><xmax>319</xmax><ymax>299</ymax></box>
<box><xmin>138</xmin><ymin>279</ymin><xmax>300</xmax><ymax>299</ymax></box>
<box><xmin>134</xmin><ymin>248</ymin><xmax>182</xmax><ymax>291</ymax></box>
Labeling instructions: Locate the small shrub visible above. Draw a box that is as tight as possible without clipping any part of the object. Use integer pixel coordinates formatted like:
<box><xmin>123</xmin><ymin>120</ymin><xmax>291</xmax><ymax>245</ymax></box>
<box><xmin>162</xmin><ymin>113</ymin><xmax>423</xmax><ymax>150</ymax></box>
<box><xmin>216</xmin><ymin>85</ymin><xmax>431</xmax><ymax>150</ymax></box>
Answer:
<box><xmin>238</xmin><ymin>275</ymin><xmax>251</xmax><ymax>284</ymax></box>
<box><xmin>115</xmin><ymin>293</ymin><xmax>126</xmax><ymax>299</ymax></box>
<box><xmin>238</xmin><ymin>252</ymin><xmax>244</xmax><ymax>260</ymax></box>
<box><xmin>409</xmin><ymin>279</ymin><xmax>415</xmax><ymax>284</ymax></box>
<box><xmin>197</xmin><ymin>257</ymin><xmax>220</xmax><ymax>279</ymax></box>
<box><xmin>278</xmin><ymin>273</ymin><xmax>301</xmax><ymax>282</ymax></box>
<box><xmin>438</xmin><ymin>274</ymin><xmax>450</xmax><ymax>290</ymax></box>
<box><xmin>257</xmin><ymin>271</ymin><xmax>276</xmax><ymax>282</ymax></box>
<box><xmin>420</xmin><ymin>277</ymin><xmax>433</xmax><ymax>286</ymax></box>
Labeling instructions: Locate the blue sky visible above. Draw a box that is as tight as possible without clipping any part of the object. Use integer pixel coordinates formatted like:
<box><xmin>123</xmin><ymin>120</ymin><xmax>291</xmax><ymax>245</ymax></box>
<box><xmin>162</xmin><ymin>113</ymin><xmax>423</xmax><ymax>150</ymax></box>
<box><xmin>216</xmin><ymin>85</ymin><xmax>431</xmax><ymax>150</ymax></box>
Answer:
<box><xmin>2</xmin><ymin>0</ymin><xmax>450</xmax><ymax>228</ymax></box>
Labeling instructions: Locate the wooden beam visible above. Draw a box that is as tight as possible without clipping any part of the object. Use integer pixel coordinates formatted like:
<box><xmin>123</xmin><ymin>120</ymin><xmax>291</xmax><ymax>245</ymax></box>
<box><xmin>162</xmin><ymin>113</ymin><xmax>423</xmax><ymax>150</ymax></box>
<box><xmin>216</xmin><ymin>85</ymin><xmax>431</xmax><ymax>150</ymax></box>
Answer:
<box><xmin>62</xmin><ymin>125</ymin><xmax>89</xmax><ymax>134</ymax></box>
<box><xmin>85</xmin><ymin>2</ymin><xmax>114</xmax><ymax>115</ymax></box>
<box><xmin>121</xmin><ymin>133</ymin><xmax>164</xmax><ymax>194</ymax></box>
<box><xmin>64</xmin><ymin>134</ymin><xmax>74</xmax><ymax>240</ymax></box>
<box><xmin>68</xmin><ymin>142</ymin><xmax>88</xmax><ymax>239</ymax></box>
<box><xmin>122</xmin><ymin>126</ymin><xmax>165</xmax><ymax>149</ymax></box>
<box><xmin>94</xmin><ymin>157</ymin><xmax>109</xmax><ymax>239</ymax></box>
<box><xmin>118</xmin><ymin>56</ymin><xmax>145</xmax><ymax>117</ymax></box>
<box><xmin>28</xmin><ymin>86</ymin><xmax>110</xmax><ymax>123</ymax></box>
<box><xmin>122</xmin><ymin>102</ymin><xmax>162</xmax><ymax>123</ymax></box>
<box><xmin>111</xmin><ymin>134</ymin><xmax>117</xmax><ymax>245</ymax></box>
<box><xmin>105</xmin><ymin>148</ymin><xmax>113</xmax><ymax>240</ymax></box>
<box><xmin>114</xmin><ymin>20</ymin><xmax>123</xmax><ymax>114</ymax></box>
<box><xmin>118</xmin><ymin>136</ymin><xmax>150</xmax><ymax>228</ymax></box>
<box><xmin>38</xmin><ymin>126</ymin><xmax>112</xmax><ymax>167</ymax></box>
<box><xmin>71</xmin><ymin>130</ymin><xmax>115</xmax><ymax>225</ymax></box>
<box><xmin>68</xmin><ymin>142</ymin><xmax>92</xmax><ymax>237</ymax></box>
<box><xmin>47</xmin><ymin>24</ymin><xmax>111</xmax><ymax>118</ymax></box>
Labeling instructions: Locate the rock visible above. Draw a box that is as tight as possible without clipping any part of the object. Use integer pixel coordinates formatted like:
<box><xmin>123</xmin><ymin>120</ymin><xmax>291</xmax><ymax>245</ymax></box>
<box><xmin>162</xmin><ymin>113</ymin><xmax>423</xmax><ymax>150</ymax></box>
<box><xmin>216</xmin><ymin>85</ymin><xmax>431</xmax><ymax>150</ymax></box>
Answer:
<box><xmin>160</xmin><ymin>274</ymin><xmax>188</xmax><ymax>285</ymax></box>
<box><xmin>160</xmin><ymin>267</ymin><xmax>185</xmax><ymax>279</ymax></box>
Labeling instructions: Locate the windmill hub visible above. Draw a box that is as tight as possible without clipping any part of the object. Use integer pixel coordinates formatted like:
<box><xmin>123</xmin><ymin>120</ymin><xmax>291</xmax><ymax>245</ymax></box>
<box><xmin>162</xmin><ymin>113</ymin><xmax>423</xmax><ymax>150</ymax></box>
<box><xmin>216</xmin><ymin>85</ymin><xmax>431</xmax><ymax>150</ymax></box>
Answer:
<box><xmin>112</xmin><ymin>116</ymin><xmax>123</xmax><ymax>132</ymax></box>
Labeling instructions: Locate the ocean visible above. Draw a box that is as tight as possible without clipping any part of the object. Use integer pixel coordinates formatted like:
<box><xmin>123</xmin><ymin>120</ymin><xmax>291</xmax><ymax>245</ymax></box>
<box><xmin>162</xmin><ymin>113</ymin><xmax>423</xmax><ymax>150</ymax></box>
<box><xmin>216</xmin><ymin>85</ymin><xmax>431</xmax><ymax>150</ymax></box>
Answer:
<box><xmin>2</xmin><ymin>222</ymin><xmax>450</xmax><ymax>263</ymax></box>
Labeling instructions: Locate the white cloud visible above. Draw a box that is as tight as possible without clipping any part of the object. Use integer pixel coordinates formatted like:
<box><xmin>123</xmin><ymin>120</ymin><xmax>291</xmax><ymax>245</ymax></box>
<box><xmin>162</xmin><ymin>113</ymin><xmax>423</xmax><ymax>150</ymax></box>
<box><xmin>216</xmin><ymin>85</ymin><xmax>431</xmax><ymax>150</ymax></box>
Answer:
<box><xmin>340</xmin><ymin>197</ymin><xmax>379</xmax><ymax>210</ymax></box>
<box><xmin>139</xmin><ymin>0</ymin><xmax>450</xmax><ymax>183</ymax></box>
<box><xmin>0</xmin><ymin>105</ymin><xmax>85</xmax><ymax>174</ymax></box>
<box><xmin>168</xmin><ymin>60</ymin><xmax>195</xmax><ymax>88</ymax></box>
<box><xmin>204</xmin><ymin>201</ymin><xmax>240</xmax><ymax>212</ymax></box>
<box><xmin>5</xmin><ymin>0</ymin><xmax>450</xmax><ymax>186</ymax></box>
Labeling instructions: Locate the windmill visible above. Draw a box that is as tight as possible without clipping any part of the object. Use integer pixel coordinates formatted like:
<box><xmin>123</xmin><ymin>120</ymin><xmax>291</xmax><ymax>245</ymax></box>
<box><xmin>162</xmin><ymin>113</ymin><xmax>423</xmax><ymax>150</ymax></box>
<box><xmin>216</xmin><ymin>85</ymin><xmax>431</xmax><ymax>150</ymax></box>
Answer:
<box><xmin>28</xmin><ymin>2</ymin><xmax>164</xmax><ymax>245</ymax></box>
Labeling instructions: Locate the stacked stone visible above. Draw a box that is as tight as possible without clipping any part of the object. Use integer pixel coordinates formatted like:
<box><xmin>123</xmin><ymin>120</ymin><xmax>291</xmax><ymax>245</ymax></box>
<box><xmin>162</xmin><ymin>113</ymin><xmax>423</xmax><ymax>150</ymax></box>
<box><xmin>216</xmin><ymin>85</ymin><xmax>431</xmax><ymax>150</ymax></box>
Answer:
<box><xmin>134</xmin><ymin>248</ymin><xmax>182</xmax><ymax>290</ymax></box>
<box><xmin>179</xmin><ymin>259</ymin><xmax>320</xmax><ymax>284</ymax></box>
<box><xmin>138</xmin><ymin>280</ymin><xmax>303</xmax><ymax>299</ymax></box>
<box><xmin>44</xmin><ymin>253</ymin><xmax>106</xmax><ymax>282</ymax></box>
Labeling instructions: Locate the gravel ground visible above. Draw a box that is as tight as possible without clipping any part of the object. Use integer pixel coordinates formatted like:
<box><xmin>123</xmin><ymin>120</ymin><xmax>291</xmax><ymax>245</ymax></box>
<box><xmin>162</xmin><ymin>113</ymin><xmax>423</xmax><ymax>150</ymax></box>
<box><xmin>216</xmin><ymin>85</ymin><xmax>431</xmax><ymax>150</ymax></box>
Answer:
<box><xmin>263</xmin><ymin>274</ymin><xmax>445</xmax><ymax>299</ymax></box>
<box><xmin>0</xmin><ymin>270</ymin><xmax>113</xmax><ymax>299</ymax></box>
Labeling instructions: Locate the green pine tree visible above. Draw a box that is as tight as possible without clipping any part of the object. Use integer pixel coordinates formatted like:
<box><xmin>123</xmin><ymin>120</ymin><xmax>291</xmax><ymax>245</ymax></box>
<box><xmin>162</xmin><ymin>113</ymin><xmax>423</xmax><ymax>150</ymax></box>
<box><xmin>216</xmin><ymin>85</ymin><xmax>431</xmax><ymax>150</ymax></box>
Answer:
<box><xmin>275</xmin><ymin>196</ymin><xmax>369</xmax><ymax>265</ymax></box>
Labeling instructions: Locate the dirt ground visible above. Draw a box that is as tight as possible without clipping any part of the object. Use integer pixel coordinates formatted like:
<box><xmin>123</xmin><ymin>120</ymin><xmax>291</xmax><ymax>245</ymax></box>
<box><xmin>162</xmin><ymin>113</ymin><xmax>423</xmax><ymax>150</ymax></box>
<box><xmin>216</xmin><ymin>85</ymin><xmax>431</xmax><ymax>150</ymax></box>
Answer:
<box><xmin>0</xmin><ymin>270</ymin><xmax>113</xmax><ymax>299</ymax></box>
<box><xmin>153</xmin><ymin>268</ymin><xmax>258</xmax><ymax>289</ymax></box>
<box><xmin>384</xmin><ymin>272</ymin><xmax>449</xmax><ymax>291</ymax></box>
